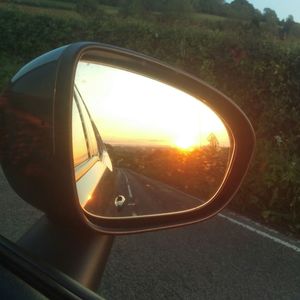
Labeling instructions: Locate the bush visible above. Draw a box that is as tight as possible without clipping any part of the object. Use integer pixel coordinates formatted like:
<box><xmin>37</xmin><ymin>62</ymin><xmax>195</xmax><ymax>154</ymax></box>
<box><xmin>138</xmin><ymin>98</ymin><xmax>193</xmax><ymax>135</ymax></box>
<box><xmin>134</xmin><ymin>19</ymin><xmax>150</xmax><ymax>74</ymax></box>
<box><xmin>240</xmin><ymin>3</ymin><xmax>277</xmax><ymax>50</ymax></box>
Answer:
<box><xmin>75</xmin><ymin>0</ymin><xmax>98</xmax><ymax>16</ymax></box>
<box><xmin>1</xmin><ymin>8</ymin><xmax>300</xmax><ymax>233</ymax></box>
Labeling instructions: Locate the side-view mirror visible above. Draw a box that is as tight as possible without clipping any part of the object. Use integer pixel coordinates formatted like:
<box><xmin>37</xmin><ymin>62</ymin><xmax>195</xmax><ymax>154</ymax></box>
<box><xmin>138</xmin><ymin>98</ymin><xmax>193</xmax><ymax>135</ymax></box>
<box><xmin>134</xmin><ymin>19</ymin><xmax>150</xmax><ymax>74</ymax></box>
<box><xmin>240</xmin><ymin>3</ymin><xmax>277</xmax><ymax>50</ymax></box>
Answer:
<box><xmin>0</xmin><ymin>42</ymin><xmax>255</xmax><ymax>234</ymax></box>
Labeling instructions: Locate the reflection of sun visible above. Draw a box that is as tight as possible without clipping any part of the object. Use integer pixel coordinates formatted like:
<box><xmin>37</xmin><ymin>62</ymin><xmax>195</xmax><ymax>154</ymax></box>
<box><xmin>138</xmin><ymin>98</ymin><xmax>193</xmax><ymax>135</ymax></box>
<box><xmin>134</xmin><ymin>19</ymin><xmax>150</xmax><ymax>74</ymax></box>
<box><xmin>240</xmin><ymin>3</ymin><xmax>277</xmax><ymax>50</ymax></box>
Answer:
<box><xmin>174</xmin><ymin>135</ymin><xmax>197</xmax><ymax>151</ymax></box>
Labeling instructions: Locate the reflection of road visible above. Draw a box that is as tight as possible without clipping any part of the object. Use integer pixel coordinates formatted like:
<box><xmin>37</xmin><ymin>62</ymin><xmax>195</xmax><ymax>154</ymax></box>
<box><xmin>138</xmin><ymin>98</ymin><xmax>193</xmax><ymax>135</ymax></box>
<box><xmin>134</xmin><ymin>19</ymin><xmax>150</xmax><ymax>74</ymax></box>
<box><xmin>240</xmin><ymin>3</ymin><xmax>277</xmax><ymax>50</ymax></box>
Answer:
<box><xmin>94</xmin><ymin>167</ymin><xmax>201</xmax><ymax>217</ymax></box>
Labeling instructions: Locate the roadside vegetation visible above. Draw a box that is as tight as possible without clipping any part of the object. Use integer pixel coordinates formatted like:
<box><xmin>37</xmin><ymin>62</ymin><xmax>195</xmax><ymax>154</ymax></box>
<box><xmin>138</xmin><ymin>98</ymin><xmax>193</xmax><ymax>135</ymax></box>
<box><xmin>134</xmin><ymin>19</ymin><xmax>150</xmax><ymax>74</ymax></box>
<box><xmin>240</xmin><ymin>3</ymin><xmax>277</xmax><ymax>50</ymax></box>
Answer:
<box><xmin>1</xmin><ymin>0</ymin><xmax>300</xmax><ymax>235</ymax></box>
<box><xmin>109</xmin><ymin>144</ymin><xmax>229</xmax><ymax>202</ymax></box>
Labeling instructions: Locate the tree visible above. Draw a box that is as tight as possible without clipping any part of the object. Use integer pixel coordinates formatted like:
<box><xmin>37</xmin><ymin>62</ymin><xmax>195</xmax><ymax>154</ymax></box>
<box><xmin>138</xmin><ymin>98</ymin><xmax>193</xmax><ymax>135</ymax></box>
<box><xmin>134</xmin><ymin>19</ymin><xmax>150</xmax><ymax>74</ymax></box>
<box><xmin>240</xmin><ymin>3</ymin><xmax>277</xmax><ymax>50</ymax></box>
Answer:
<box><xmin>193</xmin><ymin>0</ymin><xmax>225</xmax><ymax>15</ymax></box>
<box><xmin>142</xmin><ymin>0</ymin><xmax>165</xmax><ymax>12</ymax></box>
<box><xmin>263</xmin><ymin>8</ymin><xmax>279</xmax><ymax>24</ymax></box>
<box><xmin>207</xmin><ymin>133</ymin><xmax>220</xmax><ymax>152</ymax></box>
<box><xmin>262</xmin><ymin>7</ymin><xmax>279</xmax><ymax>35</ymax></box>
<box><xmin>228</xmin><ymin>0</ymin><xmax>259</xmax><ymax>20</ymax></box>
<box><xmin>281</xmin><ymin>15</ymin><xmax>295</xmax><ymax>38</ymax></box>
<box><xmin>164</xmin><ymin>0</ymin><xmax>194</xmax><ymax>19</ymax></box>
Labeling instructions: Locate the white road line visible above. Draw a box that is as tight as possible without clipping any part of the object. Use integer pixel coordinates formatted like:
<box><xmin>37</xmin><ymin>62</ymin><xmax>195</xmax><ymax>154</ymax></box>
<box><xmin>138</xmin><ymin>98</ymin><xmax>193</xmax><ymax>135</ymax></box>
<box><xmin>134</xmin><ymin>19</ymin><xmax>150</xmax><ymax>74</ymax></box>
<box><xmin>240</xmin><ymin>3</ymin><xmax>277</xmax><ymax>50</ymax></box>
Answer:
<box><xmin>127</xmin><ymin>184</ymin><xmax>133</xmax><ymax>198</ymax></box>
<box><xmin>219</xmin><ymin>213</ymin><xmax>300</xmax><ymax>253</ymax></box>
<box><xmin>123</xmin><ymin>172</ymin><xmax>129</xmax><ymax>185</ymax></box>
<box><xmin>122</xmin><ymin>171</ymin><xmax>133</xmax><ymax>198</ymax></box>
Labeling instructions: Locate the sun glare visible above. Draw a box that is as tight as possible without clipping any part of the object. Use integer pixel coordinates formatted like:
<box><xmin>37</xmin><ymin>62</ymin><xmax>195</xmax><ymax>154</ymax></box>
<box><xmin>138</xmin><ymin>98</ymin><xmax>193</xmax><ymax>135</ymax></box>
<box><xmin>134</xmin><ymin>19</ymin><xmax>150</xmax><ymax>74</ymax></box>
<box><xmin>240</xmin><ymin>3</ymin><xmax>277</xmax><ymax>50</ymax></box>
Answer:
<box><xmin>174</xmin><ymin>132</ymin><xmax>199</xmax><ymax>150</ymax></box>
<box><xmin>175</xmin><ymin>137</ymin><xmax>194</xmax><ymax>150</ymax></box>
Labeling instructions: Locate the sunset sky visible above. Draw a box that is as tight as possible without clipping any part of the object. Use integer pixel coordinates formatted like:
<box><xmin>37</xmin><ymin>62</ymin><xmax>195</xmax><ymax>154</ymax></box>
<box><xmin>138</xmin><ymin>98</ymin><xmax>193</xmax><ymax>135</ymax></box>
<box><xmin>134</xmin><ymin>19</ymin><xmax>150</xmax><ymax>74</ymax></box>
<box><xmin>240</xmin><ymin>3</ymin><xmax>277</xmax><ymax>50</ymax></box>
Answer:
<box><xmin>75</xmin><ymin>61</ymin><xmax>230</xmax><ymax>150</ymax></box>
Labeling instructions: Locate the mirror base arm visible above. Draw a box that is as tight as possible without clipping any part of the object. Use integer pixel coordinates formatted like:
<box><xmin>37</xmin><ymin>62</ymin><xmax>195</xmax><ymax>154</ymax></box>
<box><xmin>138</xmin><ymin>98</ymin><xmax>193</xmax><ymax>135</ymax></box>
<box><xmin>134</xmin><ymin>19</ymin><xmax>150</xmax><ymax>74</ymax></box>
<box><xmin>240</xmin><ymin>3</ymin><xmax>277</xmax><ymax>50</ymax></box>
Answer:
<box><xmin>17</xmin><ymin>215</ymin><xmax>113</xmax><ymax>291</ymax></box>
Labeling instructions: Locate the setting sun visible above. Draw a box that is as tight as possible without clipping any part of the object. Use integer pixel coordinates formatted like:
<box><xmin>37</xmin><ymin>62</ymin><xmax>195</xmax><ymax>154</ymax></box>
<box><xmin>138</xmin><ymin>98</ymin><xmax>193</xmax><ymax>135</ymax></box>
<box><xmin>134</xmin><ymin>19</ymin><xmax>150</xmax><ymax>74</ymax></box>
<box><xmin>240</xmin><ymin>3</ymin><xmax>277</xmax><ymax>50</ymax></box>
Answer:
<box><xmin>174</xmin><ymin>130</ymin><xmax>201</xmax><ymax>150</ymax></box>
<box><xmin>174</xmin><ymin>136</ymin><xmax>195</xmax><ymax>150</ymax></box>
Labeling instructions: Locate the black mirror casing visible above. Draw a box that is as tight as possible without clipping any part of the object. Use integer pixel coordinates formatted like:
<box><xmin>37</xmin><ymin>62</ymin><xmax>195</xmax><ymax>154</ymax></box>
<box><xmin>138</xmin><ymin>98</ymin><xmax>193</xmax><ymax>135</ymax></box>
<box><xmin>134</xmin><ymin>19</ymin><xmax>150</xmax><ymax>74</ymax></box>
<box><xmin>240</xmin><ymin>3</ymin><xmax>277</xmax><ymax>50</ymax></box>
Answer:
<box><xmin>0</xmin><ymin>42</ymin><xmax>255</xmax><ymax>234</ymax></box>
<box><xmin>0</xmin><ymin>45</ymin><xmax>86</xmax><ymax>227</ymax></box>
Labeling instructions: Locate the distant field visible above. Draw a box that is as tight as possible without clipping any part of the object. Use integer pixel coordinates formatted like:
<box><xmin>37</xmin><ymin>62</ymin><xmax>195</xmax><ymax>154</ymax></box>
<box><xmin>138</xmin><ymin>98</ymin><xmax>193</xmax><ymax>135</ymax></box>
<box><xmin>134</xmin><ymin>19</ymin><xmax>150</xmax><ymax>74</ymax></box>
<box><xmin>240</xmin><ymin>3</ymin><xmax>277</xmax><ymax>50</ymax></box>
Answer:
<box><xmin>0</xmin><ymin>0</ymin><xmax>120</xmax><ymax>18</ymax></box>
<box><xmin>191</xmin><ymin>12</ymin><xmax>227</xmax><ymax>22</ymax></box>
<box><xmin>1</xmin><ymin>0</ymin><xmax>226</xmax><ymax>23</ymax></box>
<box><xmin>99</xmin><ymin>4</ymin><xmax>118</xmax><ymax>15</ymax></box>
<box><xmin>0</xmin><ymin>2</ymin><xmax>81</xmax><ymax>19</ymax></box>
<box><xmin>7</xmin><ymin>0</ymin><xmax>75</xmax><ymax>10</ymax></box>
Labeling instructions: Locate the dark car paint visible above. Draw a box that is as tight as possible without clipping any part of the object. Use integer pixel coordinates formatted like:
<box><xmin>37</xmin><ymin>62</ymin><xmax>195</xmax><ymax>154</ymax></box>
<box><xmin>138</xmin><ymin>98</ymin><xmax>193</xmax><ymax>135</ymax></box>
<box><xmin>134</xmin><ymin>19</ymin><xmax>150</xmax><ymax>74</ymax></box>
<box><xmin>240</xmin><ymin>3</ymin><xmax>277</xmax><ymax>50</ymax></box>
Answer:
<box><xmin>0</xmin><ymin>231</ymin><xmax>107</xmax><ymax>298</ymax></box>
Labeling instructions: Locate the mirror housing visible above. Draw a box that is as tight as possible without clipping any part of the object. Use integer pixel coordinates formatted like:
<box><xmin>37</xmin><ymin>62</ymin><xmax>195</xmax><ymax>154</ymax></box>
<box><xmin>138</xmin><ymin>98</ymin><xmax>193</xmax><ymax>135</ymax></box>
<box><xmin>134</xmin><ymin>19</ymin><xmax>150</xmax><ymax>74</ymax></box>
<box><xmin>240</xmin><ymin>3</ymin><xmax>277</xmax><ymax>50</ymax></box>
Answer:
<box><xmin>0</xmin><ymin>42</ymin><xmax>255</xmax><ymax>234</ymax></box>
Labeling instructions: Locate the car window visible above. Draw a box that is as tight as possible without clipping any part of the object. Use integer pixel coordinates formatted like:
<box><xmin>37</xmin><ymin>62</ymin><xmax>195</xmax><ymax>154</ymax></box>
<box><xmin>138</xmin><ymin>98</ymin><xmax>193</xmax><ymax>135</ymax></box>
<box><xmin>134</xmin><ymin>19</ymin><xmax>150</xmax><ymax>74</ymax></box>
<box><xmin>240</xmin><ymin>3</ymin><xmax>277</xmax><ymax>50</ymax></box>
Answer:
<box><xmin>72</xmin><ymin>97</ymin><xmax>90</xmax><ymax>167</ymax></box>
<box><xmin>74</xmin><ymin>89</ymin><xmax>99</xmax><ymax>158</ymax></box>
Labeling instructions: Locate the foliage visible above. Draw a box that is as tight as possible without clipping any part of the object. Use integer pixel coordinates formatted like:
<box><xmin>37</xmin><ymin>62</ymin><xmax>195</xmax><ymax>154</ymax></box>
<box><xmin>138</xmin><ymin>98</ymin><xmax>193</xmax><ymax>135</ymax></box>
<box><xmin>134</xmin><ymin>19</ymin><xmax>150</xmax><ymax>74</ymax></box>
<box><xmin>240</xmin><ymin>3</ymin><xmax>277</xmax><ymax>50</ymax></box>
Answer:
<box><xmin>0</xmin><ymin>2</ymin><xmax>81</xmax><ymax>19</ymax></box>
<box><xmin>193</xmin><ymin>0</ymin><xmax>225</xmax><ymax>15</ymax></box>
<box><xmin>263</xmin><ymin>8</ymin><xmax>278</xmax><ymax>23</ymax></box>
<box><xmin>7</xmin><ymin>0</ymin><xmax>75</xmax><ymax>10</ymax></box>
<box><xmin>227</xmin><ymin>0</ymin><xmax>260</xmax><ymax>20</ymax></box>
<box><xmin>0</xmin><ymin>53</ymin><xmax>23</xmax><ymax>93</ymax></box>
<box><xmin>118</xmin><ymin>0</ymin><xmax>194</xmax><ymax>19</ymax></box>
<box><xmin>0</xmin><ymin>5</ymin><xmax>300</xmax><ymax>233</ymax></box>
<box><xmin>76</xmin><ymin>0</ymin><xmax>98</xmax><ymax>16</ymax></box>
<box><xmin>109</xmin><ymin>145</ymin><xmax>229</xmax><ymax>201</ymax></box>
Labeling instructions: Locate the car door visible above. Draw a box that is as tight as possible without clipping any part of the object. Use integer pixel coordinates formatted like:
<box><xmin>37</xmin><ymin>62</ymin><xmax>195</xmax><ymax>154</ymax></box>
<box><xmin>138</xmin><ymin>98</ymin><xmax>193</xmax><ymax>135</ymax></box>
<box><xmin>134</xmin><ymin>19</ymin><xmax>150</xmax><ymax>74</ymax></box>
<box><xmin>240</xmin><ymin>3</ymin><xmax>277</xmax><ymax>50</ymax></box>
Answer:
<box><xmin>73</xmin><ymin>87</ymin><xmax>114</xmax><ymax>210</ymax></box>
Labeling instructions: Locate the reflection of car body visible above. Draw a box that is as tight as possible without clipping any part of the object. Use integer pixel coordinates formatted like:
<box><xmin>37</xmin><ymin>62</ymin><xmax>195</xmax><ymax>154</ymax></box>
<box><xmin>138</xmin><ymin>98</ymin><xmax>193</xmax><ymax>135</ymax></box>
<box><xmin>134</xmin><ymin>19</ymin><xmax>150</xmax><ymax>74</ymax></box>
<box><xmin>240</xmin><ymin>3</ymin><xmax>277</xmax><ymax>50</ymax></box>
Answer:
<box><xmin>73</xmin><ymin>85</ymin><xmax>114</xmax><ymax>207</ymax></box>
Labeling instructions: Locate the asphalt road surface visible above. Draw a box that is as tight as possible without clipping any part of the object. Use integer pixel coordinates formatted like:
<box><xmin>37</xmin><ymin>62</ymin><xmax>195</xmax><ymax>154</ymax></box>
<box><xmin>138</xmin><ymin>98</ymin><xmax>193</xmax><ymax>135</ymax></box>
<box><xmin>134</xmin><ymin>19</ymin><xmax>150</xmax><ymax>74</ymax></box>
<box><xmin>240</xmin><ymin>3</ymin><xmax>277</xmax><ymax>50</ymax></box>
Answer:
<box><xmin>87</xmin><ymin>168</ymin><xmax>201</xmax><ymax>217</ymax></box>
<box><xmin>1</xmin><ymin>167</ymin><xmax>300</xmax><ymax>299</ymax></box>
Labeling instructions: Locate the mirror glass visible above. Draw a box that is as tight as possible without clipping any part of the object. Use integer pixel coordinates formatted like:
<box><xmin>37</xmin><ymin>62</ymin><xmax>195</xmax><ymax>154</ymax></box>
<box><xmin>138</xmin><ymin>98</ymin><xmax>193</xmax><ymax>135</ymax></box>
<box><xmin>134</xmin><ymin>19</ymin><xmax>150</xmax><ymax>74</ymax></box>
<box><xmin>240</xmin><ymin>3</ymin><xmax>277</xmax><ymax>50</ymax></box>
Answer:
<box><xmin>72</xmin><ymin>60</ymin><xmax>232</xmax><ymax>218</ymax></box>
